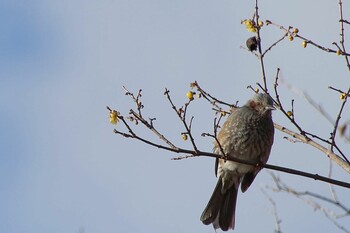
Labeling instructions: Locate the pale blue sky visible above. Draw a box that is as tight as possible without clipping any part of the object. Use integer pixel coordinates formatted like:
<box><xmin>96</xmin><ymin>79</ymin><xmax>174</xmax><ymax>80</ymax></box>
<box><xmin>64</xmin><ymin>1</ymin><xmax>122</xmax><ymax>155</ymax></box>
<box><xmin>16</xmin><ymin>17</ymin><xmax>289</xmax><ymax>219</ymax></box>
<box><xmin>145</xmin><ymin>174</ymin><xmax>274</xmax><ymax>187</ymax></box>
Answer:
<box><xmin>0</xmin><ymin>0</ymin><xmax>349</xmax><ymax>233</ymax></box>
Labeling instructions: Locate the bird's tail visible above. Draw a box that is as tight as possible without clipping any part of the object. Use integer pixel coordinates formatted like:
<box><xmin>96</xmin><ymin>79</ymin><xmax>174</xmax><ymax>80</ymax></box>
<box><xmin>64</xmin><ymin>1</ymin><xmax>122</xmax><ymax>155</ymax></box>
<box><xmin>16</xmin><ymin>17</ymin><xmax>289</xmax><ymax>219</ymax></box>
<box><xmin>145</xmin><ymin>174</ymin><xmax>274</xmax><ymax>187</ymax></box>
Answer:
<box><xmin>200</xmin><ymin>177</ymin><xmax>238</xmax><ymax>231</ymax></box>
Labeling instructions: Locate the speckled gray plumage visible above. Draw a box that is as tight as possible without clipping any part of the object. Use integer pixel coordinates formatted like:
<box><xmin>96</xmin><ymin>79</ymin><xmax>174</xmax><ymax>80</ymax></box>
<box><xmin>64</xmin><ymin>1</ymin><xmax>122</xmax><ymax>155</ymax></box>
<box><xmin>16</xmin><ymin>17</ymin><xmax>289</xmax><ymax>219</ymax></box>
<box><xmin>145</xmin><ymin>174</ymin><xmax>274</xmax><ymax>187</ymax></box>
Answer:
<box><xmin>200</xmin><ymin>93</ymin><xmax>275</xmax><ymax>231</ymax></box>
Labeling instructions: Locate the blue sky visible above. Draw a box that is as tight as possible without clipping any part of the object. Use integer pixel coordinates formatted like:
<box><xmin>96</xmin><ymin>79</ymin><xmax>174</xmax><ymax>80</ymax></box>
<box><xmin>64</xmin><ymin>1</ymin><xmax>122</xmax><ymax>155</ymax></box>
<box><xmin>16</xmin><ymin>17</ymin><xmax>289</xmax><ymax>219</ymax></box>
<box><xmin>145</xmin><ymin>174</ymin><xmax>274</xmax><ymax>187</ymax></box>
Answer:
<box><xmin>0</xmin><ymin>0</ymin><xmax>349</xmax><ymax>233</ymax></box>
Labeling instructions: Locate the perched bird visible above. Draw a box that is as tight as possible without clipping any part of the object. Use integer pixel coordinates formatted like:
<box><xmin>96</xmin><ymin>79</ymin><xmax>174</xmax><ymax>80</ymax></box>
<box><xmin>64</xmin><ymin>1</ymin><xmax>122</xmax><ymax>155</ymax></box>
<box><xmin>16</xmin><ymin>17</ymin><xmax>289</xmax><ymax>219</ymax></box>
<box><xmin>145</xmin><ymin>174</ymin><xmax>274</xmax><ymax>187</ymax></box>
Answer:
<box><xmin>200</xmin><ymin>93</ymin><xmax>275</xmax><ymax>231</ymax></box>
<box><xmin>246</xmin><ymin>36</ymin><xmax>258</xmax><ymax>51</ymax></box>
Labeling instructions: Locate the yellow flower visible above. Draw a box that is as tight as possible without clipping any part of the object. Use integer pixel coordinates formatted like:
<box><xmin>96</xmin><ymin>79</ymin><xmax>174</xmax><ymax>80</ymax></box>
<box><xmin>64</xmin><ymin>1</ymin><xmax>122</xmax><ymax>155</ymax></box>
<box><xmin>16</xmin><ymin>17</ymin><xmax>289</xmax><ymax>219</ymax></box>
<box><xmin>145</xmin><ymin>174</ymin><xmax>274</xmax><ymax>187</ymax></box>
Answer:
<box><xmin>340</xmin><ymin>93</ymin><xmax>347</xmax><ymax>100</ymax></box>
<box><xmin>336</xmin><ymin>50</ymin><xmax>341</xmax><ymax>56</ymax></box>
<box><xmin>182</xmin><ymin>133</ymin><xmax>188</xmax><ymax>141</ymax></box>
<box><xmin>243</xmin><ymin>19</ymin><xmax>257</xmax><ymax>32</ymax></box>
<box><xmin>186</xmin><ymin>91</ymin><xmax>195</xmax><ymax>100</ymax></box>
<box><xmin>109</xmin><ymin>110</ymin><xmax>119</xmax><ymax>125</ymax></box>
<box><xmin>302</xmin><ymin>41</ymin><xmax>307</xmax><ymax>48</ymax></box>
<box><xmin>288</xmin><ymin>35</ymin><xmax>294</xmax><ymax>41</ymax></box>
<box><xmin>221</xmin><ymin>111</ymin><xmax>226</xmax><ymax>117</ymax></box>
<box><xmin>258</xmin><ymin>21</ymin><xmax>264</xmax><ymax>27</ymax></box>
<box><xmin>293</xmin><ymin>28</ymin><xmax>299</xmax><ymax>34</ymax></box>
<box><xmin>287</xmin><ymin>111</ymin><xmax>293</xmax><ymax>117</ymax></box>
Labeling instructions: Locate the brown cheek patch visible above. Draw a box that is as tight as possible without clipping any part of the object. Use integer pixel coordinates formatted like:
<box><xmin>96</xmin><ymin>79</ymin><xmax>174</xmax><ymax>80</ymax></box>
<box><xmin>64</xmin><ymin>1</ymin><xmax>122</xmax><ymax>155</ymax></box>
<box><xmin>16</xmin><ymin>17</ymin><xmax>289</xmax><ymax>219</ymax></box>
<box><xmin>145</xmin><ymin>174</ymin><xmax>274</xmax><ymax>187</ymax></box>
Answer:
<box><xmin>249</xmin><ymin>100</ymin><xmax>257</xmax><ymax>109</ymax></box>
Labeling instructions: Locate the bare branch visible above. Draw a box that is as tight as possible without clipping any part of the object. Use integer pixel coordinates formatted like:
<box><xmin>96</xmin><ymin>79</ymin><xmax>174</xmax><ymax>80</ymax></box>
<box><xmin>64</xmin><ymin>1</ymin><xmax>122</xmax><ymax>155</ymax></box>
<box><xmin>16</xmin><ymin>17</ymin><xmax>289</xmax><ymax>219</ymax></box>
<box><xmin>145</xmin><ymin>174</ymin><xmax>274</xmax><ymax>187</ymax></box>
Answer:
<box><xmin>330</xmin><ymin>87</ymin><xmax>350</xmax><ymax>156</ymax></box>
<box><xmin>164</xmin><ymin>88</ymin><xmax>199</xmax><ymax>152</ymax></box>
<box><xmin>340</xmin><ymin>19</ymin><xmax>350</xmax><ymax>25</ymax></box>
<box><xmin>262</xmin><ymin>32</ymin><xmax>288</xmax><ymax>57</ymax></box>
<box><xmin>266</xmin><ymin>20</ymin><xmax>350</xmax><ymax>57</ymax></box>
<box><xmin>273</xmin><ymin>71</ymin><xmax>306</xmax><ymax>134</ymax></box>
<box><xmin>274</xmin><ymin>123</ymin><xmax>350</xmax><ymax>173</ymax></box>
<box><xmin>201</xmin><ymin>116</ymin><xmax>226</xmax><ymax>159</ymax></box>
<box><xmin>255</xmin><ymin>0</ymin><xmax>268</xmax><ymax>91</ymax></box>
<box><xmin>192</xmin><ymin>81</ymin><xmax>237</xmax><ymax>108</ymax></box>
<box><xmin>261</xmin><ymin>188</ymin><xmax>283</xmax><ymax>233</ymax></box>
<box><xmin>338</xmin><ymin>0</ymin><xmax>350</xmax><ymax>71</ymax></box>
<box><xmin>280</xmin><ymin>80</ymin><xmax>335</xmax><ymax>125</ymax></box>
<box><xmin>328</xmin><ymin>160</ymin><xmax>340</xmax><ymax>207</ymax></box>
<box><xmin>109</xmin><ymin>101</ymin><xmax>350</xmax><ymax>188</ymax></box>
<box><xmin>272</xmin><ymin>75</ymin><xmax>350</xmax><ymax>169</ymax></box>
<box><xmin>268</xmin><ymin>173</ymin><xmax>350</xmax><ymax>232</ymax></box>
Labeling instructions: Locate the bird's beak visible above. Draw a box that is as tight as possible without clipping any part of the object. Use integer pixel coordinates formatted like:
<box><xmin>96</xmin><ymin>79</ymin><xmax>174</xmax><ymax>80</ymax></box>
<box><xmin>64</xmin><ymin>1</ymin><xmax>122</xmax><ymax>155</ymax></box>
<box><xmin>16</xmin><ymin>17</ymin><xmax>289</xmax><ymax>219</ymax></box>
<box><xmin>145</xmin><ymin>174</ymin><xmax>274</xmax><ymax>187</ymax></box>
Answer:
<box><xmin>266</xmin><ymin>105</ymin><xmax>276</xmax><ymax>111</ymax></box>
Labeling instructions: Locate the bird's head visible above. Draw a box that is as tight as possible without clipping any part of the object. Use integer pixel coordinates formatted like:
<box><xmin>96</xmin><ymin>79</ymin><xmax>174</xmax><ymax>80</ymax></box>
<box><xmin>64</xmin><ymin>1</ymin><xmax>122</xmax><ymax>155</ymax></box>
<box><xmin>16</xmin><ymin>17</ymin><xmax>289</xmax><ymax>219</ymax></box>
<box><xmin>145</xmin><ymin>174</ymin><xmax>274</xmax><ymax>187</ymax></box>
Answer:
<box><xmin>247</xmin><ymin>93</ymin><xmax>275</xmax><ymax>116</ymax></box>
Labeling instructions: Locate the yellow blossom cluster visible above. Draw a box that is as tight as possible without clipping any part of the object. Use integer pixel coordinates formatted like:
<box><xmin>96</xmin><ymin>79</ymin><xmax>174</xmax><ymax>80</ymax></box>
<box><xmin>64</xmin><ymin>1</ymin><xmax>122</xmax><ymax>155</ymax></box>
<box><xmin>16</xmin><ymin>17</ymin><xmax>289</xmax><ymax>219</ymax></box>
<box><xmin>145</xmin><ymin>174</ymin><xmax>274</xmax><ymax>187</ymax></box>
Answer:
<box><xmin>109</xmin><ymin>110</ymin><xmax>119</xmax><ymax>125</ymax></box>
<box><xmin>186</xmin><ymin>91</ymin><xmax>195</xmax><ymax>100</ymax></box>
<box><xmin>242</xmin><ymin>19</ymin><xmax>257</xmax><ymax>32</ymax></box>
<box><xmin>187</xmin><ymin>82</ymin><xmax>202</xmax><ymax>100</ymax></box>
<box><xmin>340</xmin><ymin>93</ymin><xmax>347</xmax><ymax>100</ymax></box>
<box><xmin>302</xmin><ymin>41</ymin><xmax>307</xmax><ymax>48</ymax></box>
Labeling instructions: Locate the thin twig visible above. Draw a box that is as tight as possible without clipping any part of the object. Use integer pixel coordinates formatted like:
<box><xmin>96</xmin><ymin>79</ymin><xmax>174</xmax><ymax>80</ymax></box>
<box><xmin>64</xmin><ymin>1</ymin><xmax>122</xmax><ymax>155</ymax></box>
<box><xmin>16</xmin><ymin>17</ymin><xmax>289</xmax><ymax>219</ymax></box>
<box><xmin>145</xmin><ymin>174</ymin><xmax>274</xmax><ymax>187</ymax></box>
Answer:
<box><xmin>164</xmin><ymin>88</ymin><xmax>199</xmax><ymax>152</ymax></box>
<box><xmin>274</xmin><ymin>122</ymin><xmax>350</xmax><ymax>173</ymax></box>
<box><xmin>338</xmin><ymin>0</ymin><xmax>350</xmax><ymax>71</ymax></box>
<box><xmin>262</xmin><ymin>32</ymin><xmax>288</xmax><ymax>57</ymax></box>
<box><xmin>272</xmin><ymin>74</ymin><xmax>346</xmax><ymax>160</ymax></box>
<box><xmin>213</xmin><ymin>116</ymin><xmax>226</xmax><ymax>158</ymax></box>
<box><xmin>123</xmin><ymin>86</ymin><xmax>144</xmax><ymax>117</ymax></box>
<box><xmin>268</xmin><ymin>173</ymin><xmax>350</xmax><ymax>232</ymax></box>
<box><xmin>260</xmin><ymin>188</ymin><xmax>282</xmax><ymax>233</ymax></box>
<box><xmin>193</xmin><ymin>81</ymin><xmax>236</xmax><ymax>108</ymax></box>
<box><xmin>281</xmin><ymin>80</ymin><xmax>335</xmax><ymax>124</ymax></box>
<box><xmin>330</xmin><ymin>87</ymin><xmax>350</xmax><ymax>155</ymax></box>
<box><xmin>255</xmin><ymin>0</ymin><xmax>268</xmax><ymax>91</ymax></box>
<box><xmin>201</xmin><ymin>116</ymin><xmax>227</xmax><ymax>159</ymax></box>
<box><xmin>328</xmin><ymin>160</ymin><xmax>339</xmax><ymax>206</ymax></box>
<box><xmin>269</xmin><ymin>173</ymin><xmax>350</xmax><ymax>213</ymax></box>
<box><xmin>129</xmin><ymin>109</ymin><xmax>178</xmax><ymax>149</ymax></box>
<box><xmin>303</xmin><ymin>92</ymin><xmax>335</xmax><ymax>125</ymax></box>
<box><xmin>266</xmin><ymin>20</ymin><xmax>350</xmax><ymax>56</ymax></box>
<box><xmin>273</xmin><ymin>71</ymin><xmax>306</xmax><ymax>135</ymax></box>
<box><xmin>329</xmin><ymin>86</ymin><xmax>350</xmax><ymax>96</ymax></box>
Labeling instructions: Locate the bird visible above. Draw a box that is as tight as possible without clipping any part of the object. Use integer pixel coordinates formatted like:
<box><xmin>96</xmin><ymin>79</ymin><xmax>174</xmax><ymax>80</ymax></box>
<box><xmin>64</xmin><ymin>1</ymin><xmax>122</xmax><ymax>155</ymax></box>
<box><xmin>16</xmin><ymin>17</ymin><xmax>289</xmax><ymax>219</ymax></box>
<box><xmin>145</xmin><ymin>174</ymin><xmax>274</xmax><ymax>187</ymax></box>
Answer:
<box><xmin>246</xmin><ymin>36</ymin><xmax>258</xmax><ymax>51</ymax></box>
<box><xmin>200</xmin><ymin>93</ymin><xmax>275</xmax><ymax>231</ymax></box>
